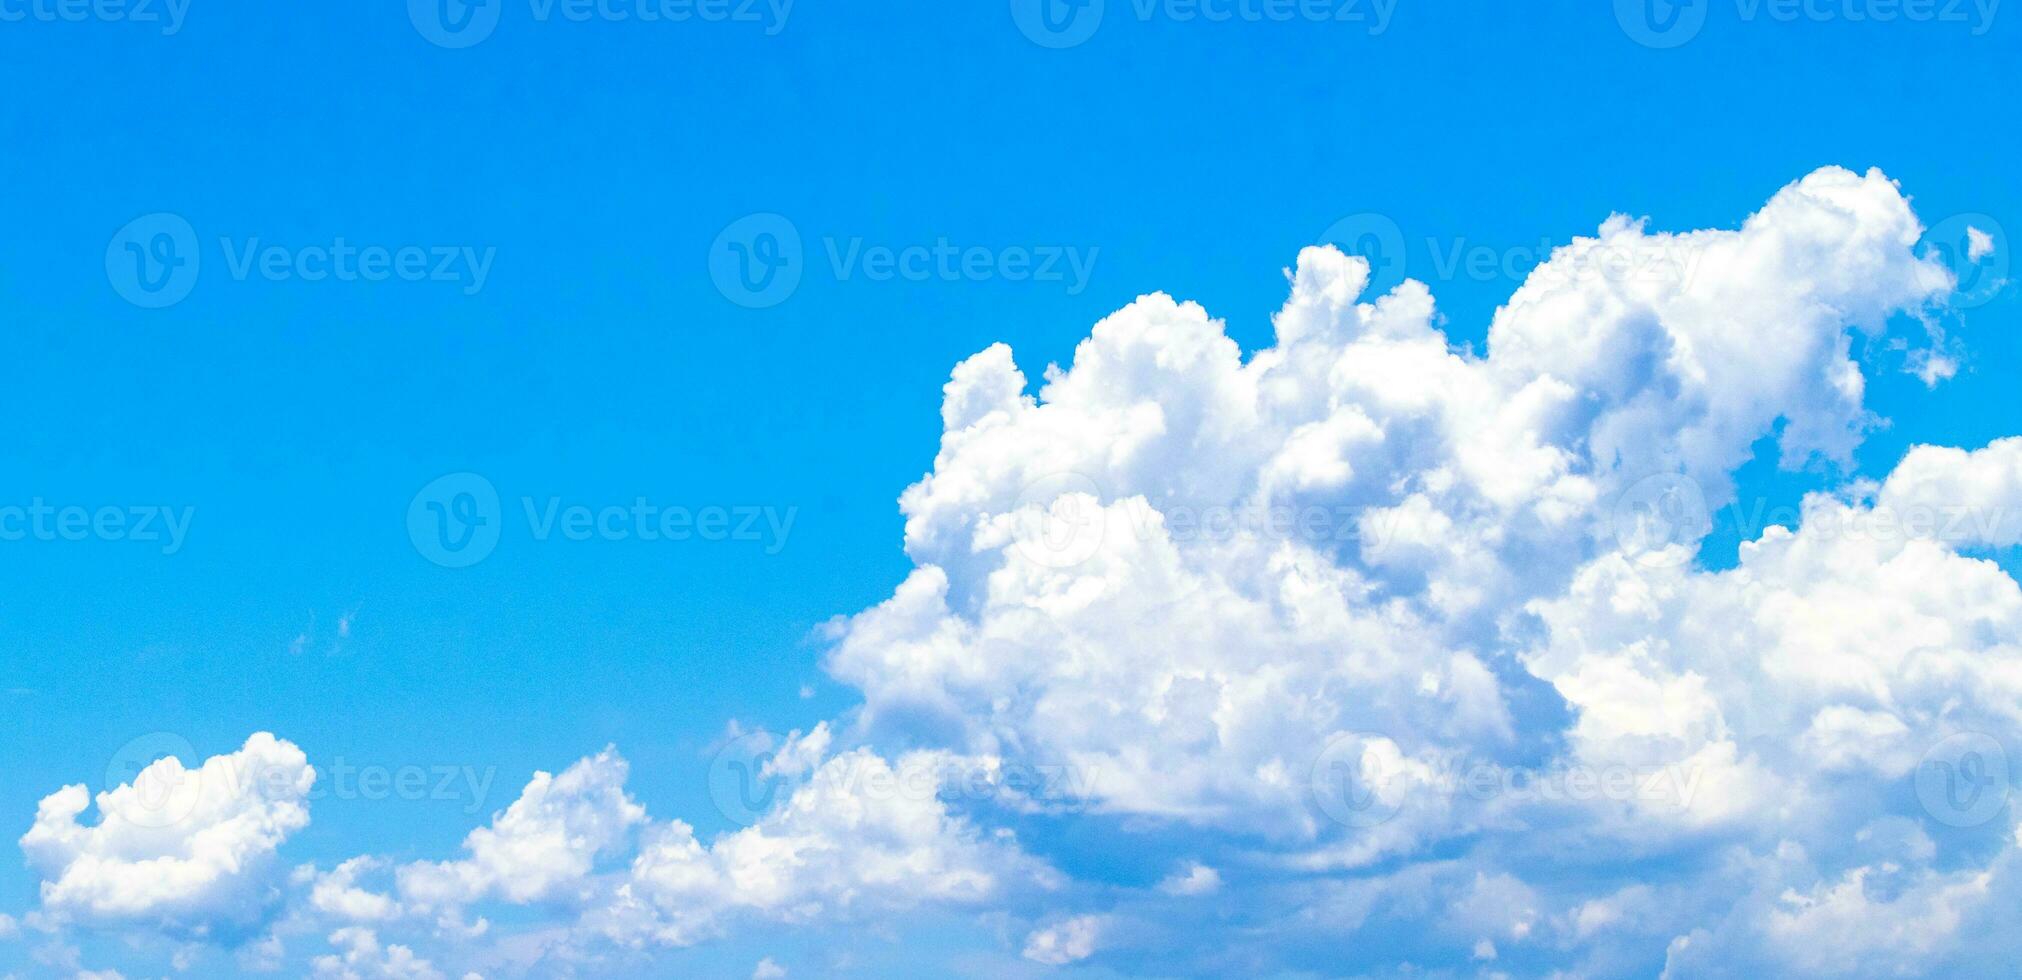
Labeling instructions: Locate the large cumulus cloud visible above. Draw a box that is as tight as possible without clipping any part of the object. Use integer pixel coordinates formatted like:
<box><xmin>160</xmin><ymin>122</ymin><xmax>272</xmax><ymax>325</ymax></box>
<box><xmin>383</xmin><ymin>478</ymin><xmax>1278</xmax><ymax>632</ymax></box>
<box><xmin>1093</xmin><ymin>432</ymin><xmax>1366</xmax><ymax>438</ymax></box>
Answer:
<box><xmin>16</xmin><ymin>166</ymin><xmax>2019</xmax><ymax>977</ymax></box>
<box><xmin>21</xmin><ymin>733</ymin><xmax>314</xmax><ymax>942</ymax></box>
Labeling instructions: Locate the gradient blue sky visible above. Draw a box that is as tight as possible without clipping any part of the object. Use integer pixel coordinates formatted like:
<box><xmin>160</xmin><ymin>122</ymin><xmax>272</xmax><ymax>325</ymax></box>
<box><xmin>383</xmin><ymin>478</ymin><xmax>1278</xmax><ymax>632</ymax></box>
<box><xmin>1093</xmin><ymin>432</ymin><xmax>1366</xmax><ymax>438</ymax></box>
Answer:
<box><xmin>1</xmin><ymin>2</ymin><xmax>2017</xmax><ymax>976</ymax></box>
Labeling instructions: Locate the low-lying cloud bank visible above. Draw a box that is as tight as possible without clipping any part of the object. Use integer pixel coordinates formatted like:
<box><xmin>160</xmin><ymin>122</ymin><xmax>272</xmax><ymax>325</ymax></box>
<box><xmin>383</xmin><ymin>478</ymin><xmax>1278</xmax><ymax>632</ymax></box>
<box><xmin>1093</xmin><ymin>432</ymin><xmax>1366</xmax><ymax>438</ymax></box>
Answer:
<box><xmin>15</xmin><ymin>167</ymin><xmax>2021</xmax><ymax>977</ymax></box>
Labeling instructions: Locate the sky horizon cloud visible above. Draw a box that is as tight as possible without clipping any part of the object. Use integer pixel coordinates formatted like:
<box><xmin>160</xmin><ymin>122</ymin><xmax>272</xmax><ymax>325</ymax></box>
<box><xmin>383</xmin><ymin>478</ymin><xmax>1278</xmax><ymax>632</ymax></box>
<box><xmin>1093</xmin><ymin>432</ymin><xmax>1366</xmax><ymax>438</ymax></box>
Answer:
<box><xmin>16</xmin><ymin>164</ymin><xmax>2021</xmax><ymax>977</ymax></box>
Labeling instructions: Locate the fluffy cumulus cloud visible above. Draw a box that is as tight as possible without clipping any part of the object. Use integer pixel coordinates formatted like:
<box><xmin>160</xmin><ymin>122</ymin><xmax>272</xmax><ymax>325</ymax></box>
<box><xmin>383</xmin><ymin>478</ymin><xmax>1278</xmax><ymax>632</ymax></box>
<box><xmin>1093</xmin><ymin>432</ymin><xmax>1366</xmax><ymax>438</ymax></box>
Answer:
<box><xmin>20</xmin><ymin>733</ymin><xmax>314</xmax><ymax>942</ymax></box>
<box><xmin>1023</xmin><ymin>914</ymin><xmax>1104</xmax><ymax>965</ymax></box>
<box><xmin>272</xmin><ymin>736</ymin><xmax>1051</xmax><ymax>974</ymax></box>
<box><xmin>395</xmin><ymin>747</ymin><xmax>648</xmax><ymax>911</ymax></box>
<box><xmin>16</xmin><ymin>166</ymin><xmax>2022</xmax><ymax>976</ymax></box>
<box><xmin>586</xmin><ymin>744</ymin><xmax>1054</xmax><ymax>950</ymax></box>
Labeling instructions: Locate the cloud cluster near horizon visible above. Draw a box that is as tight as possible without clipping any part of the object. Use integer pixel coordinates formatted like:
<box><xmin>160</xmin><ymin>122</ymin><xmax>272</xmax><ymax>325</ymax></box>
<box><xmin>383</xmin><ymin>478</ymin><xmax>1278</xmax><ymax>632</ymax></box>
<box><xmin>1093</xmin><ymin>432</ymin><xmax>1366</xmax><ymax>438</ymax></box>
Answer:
<box><xmin>13</xmin><ymin>167</ymin><xmax>2021</xmax><ymax>978</ymax></box>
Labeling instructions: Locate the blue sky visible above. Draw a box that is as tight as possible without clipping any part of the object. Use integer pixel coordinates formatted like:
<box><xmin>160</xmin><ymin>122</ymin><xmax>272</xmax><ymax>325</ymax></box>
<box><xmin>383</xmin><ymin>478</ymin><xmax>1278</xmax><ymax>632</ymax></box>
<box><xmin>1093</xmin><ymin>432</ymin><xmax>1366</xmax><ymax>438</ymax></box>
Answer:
<box><xmin>2</xmin><ymin>2</ymin><xmax>2020</xmax><ymax>978</ymax></box>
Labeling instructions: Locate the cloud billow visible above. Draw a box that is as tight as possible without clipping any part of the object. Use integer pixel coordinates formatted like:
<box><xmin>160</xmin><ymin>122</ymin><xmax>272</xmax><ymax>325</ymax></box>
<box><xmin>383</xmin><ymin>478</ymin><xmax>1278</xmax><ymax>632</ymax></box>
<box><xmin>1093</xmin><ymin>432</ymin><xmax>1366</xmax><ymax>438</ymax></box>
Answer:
<box><xmin>19</xmin><ymin>167</ymin><xmax>2020</xmax><ymax>977</ymax></box>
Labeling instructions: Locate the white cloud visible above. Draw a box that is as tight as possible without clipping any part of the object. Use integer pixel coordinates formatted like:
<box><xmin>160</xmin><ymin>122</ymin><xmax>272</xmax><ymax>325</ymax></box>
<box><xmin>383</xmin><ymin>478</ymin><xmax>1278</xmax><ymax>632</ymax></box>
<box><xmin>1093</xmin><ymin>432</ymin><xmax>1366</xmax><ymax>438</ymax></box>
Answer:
<box><xmin>395</xmin><ymin>747</ymin><xmax>645</xmax><ymax>910</ymax></box>
<box><xmin>603</xmin><ymin>746</ymin><xmax>1052</xmax><ymax>948</ymax></box>
<box><xmin>310</xmin><ymin>858</ymin><xmax>402</xmax><ymax>924</ymax></box>
<box><xmin>831</xmin><ymin>166</ymin><xmax>1958</xmax><ymax>859</ymax></box>
<box><xmin>20</xmin><ymin>733</ymin><xmax>314</xmax><ymax>941</ymax></box>
<box><xmin>1155</xmin><ymin>861</ymin><xmax>1220</xmax><ymax>896</ymax></box>
<box><xmin>1876</xmin><ymin>436</ymin><xmax>2022</xmax><ymax>547</ymax></box>
<box><xmin>1023</xmin><ymin>915</ymin><xmax>1103</xmax><ymax>966</ymax></box>
<box><xmin>276</xmin><ymin>739</ymin><xmax>1051</xmax><ymax>972</ymax></box>
<box><xmin>1968</xmin><ymin>225</ymin><xmax>1995</xmax><ymax>261</ymax></box>
<box><xmin>1765</xmin><ymin>863</ymin><xmax>1993</xmax><ymax>974</ymax></box>
<box><xmin>17</xmin><ymin>166</ymin><xmax>2021</xmax><ymax>977</ymax></box>
<box><xmin>751</xmin><ymin>956</ymin><xmax>787</xmax><ymax>979</ymax></box>
<box><xmin>310</xmin><ymin>927</ymin><xmax>446</xmax><ymax>980</ymax></box>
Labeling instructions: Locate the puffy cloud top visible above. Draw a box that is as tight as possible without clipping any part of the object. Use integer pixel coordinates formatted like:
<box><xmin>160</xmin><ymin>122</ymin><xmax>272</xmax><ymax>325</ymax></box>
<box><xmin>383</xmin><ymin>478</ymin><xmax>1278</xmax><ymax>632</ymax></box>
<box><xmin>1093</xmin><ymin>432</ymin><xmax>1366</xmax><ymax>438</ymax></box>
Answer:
<box><xmin>21</xmin><ymin>733</ymin><xmax>314</xmax><ymax>941</ymax></box>
<box><xmin>17</xmin><ymin>167</ymin><xmax>2018</xmax><ymax>977</ymax></box>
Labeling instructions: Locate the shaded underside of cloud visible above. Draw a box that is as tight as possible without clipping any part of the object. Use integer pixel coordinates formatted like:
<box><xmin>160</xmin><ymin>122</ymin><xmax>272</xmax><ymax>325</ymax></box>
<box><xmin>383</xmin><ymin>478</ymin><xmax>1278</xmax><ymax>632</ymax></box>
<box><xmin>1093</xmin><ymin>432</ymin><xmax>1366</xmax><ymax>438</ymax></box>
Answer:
<box><xmin>16</xmin><ymin>166</ymin><xmax>2022</xmax><ymax>978</ymax></box>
